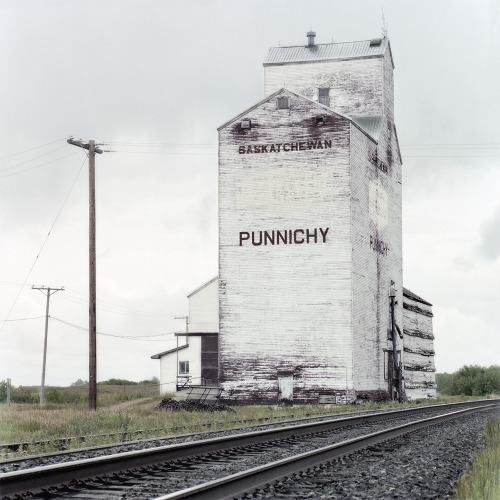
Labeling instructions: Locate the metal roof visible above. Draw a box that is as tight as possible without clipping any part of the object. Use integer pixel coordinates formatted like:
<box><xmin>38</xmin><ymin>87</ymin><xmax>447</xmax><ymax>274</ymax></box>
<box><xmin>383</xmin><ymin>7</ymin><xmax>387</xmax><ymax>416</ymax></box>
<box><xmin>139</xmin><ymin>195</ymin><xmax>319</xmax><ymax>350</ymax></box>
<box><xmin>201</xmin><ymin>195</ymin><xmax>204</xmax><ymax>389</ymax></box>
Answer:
<box><xmin>352</xmin><ymin>116</ymin><xmax>384</xmax><ymax>142</ymax></box>
<box><xmin>264</xmin><ymin>38</ymin><xmax>390</xmax><ymax>66</ymax></box>
<box><xmin>403</xmin><ymin>287</ymin><xmax>433</xmax><ymax>307</ymax></box>
<box><xmin>151</xmin><ymin>343</ymin><xmax>189</xmax><ymax>360</ymax></box>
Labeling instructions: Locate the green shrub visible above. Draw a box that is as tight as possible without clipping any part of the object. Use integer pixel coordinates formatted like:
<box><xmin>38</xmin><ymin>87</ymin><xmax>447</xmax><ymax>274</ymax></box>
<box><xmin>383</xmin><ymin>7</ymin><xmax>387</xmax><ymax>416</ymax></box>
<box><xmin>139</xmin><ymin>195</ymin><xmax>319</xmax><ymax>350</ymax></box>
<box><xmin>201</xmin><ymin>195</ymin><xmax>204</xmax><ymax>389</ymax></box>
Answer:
<box><xmin>437</xmin><ymin>366</ymin><xmax>500</xmax><ymax>396</ymax></box>
<box><xmin>46</xmin><ymin>388</ymin><xmax>84</xmax><ymax>404</ymax></box>
<box><xmin>12</xmin><ymin>386</ymin><xmax>39</xmax><ymax>404</ymax></box>
<box><xmin>98</xmin><ymin>378</ymin><xmax>138</xmax><ymax>386</ymax></box>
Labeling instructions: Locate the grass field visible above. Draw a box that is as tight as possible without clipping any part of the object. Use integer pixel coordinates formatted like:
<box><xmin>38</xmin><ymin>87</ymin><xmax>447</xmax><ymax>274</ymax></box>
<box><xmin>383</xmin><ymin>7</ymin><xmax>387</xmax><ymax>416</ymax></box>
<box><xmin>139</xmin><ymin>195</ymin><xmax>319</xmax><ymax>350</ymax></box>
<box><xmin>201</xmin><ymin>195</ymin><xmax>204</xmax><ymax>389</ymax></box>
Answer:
<box><xmin>2</xmin><ymin>383</ymin><xmax>159</xmax><ymax>406</ymax></box>
<box><xmin>455</xmin><ymin>417</ymin><xmax>500</xmax><ymax>500</ymax></box>
<box><xmin>1</xmin><ymin>392</ymin><xmax>495</xmax><ymax>458</ymax></box>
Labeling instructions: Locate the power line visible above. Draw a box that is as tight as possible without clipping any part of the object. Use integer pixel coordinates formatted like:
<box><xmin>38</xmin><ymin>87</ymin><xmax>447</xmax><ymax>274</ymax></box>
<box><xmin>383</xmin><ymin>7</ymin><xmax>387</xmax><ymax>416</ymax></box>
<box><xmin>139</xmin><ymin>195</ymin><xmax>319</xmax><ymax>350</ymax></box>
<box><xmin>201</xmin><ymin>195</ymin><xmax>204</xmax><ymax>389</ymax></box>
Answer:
<box><xmin>401</xmin><ymin>143</ymin><xmax>500</xmax><ymax>147</ymax></box>
<box><xmin>50</xmin><ymin>316</ymin><xmax>176</xmax><ymax>340</ymax></box>
<box><xmin>99</xmin><ymin>141</ymin><xmax>217</xmax><ymax>148</ymax></box>
<box><xmin>108</xmin><ymin>150</ymin><xmax>217</xmax><ymax>155</ymax></box>
<box><xmin>0</xmin><ymin>145</ymin><xmax>71</xmax><ymax>172</ymax></box>
<box><xmin>58</xmin><ymin>293</ymin><xmax>175</xmax><ymax>318</ymax></box>
<box><xmin>403</xmin><ymin>155</ymin><xmax>500</xmax><ymax>158</ymax></box>
<box><xmin>0</xmin><ymin>281</ymin><xmax>36</xmax><ymax>287</ymax></box>
<box><xmin>0</xmin><ymin>152</ymin><xmax>81</xmax><ymax>179</ymax></box>
<box><xmin>0</xmin><ymin>137</ymin><xmax>69</xmax><ymax>160</ymax></box>
<box><xmin>0</xmin><ymin>155</ymin><xmax>87</xmax><ymax>335</ymax></box>
<box><xmin>63</xmin><ymin>287</ymin><xmax>177</xmax><ymax>316</ymax></box>
<box><xmin>0</xmin><ymin>316</ymin><xmax>45</xmax><ymax>322</ymax></box>
<box><xmin>100</xmin><ymin>142</ymin><xmax>216</xmax><ymax>147</ymax></box>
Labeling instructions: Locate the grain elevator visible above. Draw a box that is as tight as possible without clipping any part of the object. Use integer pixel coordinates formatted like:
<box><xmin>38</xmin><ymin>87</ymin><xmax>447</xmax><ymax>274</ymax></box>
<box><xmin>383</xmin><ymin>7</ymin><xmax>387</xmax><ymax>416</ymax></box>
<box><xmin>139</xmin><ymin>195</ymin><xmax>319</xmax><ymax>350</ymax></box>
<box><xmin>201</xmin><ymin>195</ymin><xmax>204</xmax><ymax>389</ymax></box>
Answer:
<box><xmin>153</xmin><ymin>33</ymin><xmax>437</xmax><ymax>403</ymax></box>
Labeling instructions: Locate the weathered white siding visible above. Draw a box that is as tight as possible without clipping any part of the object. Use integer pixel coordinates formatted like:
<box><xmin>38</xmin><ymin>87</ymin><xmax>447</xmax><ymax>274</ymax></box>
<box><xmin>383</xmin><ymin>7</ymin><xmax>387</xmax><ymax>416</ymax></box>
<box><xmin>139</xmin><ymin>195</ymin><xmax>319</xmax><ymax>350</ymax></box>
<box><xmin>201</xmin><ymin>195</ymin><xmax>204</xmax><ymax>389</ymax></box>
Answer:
<box><xmin>218</xmin><ymin>37</ymin><xmax>408</xmax><ymax>404</ymax></box>
<box><xmin>154</xmin><ymin>278</ymin><xmax>218</xmax><ymax>393</ymax></box>
<box><xmin>350</xmin><ymin>120</ymin><xmax>403</xmax><ymax>399</ymax></box>
<box><xmin>188</xmin><ymin>277</ymin><xmax>219</xmax><ymax>333</ymax></box>
<box><xmin>264</xmin><ymin>56</ymin><xmax>388</xmax><ymax>119</ymax></box>
<box><xmin>219</xmin><ymin>90</ymin><xmax>355</xmax><ymax>403</ymax></box>
<box><xmin>402</xmin><ymin>291</ymin><xmax>437</xmax><ymax>399</ymax></box>
<box><xmin>158</xmin><ymin>348</ymin><xmax>182</xmax><ymax>394</ymax></box>
<box><xmin>156</xmin><ymin>338</ymin><xmax>201</xmax><ymax>394</ymax></box>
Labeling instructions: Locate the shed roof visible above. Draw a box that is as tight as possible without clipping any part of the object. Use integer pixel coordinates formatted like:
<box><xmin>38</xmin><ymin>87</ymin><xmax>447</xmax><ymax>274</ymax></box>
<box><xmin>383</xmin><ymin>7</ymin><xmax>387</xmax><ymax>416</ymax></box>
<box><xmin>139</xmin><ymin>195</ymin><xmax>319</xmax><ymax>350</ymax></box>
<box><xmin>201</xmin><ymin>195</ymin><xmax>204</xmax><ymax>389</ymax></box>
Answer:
<box><xmin>403</xmin><ymin>287</ymin><xmax>433</xmax><ymax>307</ymax></box>
<box><xmin>151</xmin><ymin>343</ymin><xmax>189</xmax><ymax>360</ymax></box>
<box><xmin>187</xmin><ymin>275</ymin><xmax>218</xmax><ymax>298</ymax></box>
<box><xmin>264</xmin><ymin>38</ymin><xmax>393</xmax><ymax>68</ymax></box>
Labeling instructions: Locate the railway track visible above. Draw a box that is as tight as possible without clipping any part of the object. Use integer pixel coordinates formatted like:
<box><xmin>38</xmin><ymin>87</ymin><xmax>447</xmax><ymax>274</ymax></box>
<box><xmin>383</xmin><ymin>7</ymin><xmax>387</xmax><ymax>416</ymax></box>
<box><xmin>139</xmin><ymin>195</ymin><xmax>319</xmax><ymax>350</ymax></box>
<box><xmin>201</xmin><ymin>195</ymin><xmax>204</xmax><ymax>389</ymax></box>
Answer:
<box><xmin>0</xmin><ymin>411</ymin><xmax>328</xmax><ymax>456</ymax></box>
<box><xmin>1</xmin><ymin>399</ymin><xmax>498</xmax><ymax>499</ymax></box>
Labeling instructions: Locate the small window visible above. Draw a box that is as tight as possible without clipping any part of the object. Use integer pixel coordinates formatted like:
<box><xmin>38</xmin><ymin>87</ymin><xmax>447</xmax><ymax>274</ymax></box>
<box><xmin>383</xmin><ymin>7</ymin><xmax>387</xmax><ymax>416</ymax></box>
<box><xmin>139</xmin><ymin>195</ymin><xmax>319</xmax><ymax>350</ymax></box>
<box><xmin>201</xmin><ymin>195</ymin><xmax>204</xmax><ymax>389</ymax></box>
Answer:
<box><xmin>318</xmin><ymin>88</ymin><xmax>330</xmax><ymax>106</ymax></box>
<box><xmin>241</xmin><ymin>119</ymin><xmax>251</xmax><ymax>129</ymax></box>
<box><xmin>277</xmin><ymin>96</ymin><xmax>289</xmax><ymax>109</ymax></box>
<box><xmin>179</xmin><ymin>361</ymin><xmax>189</xmax><ymax>374</ymax></box>
<box><xmin>315</xmin><ymin>116</ymin><xmax>325</xmax><ymax>126</ymax></box>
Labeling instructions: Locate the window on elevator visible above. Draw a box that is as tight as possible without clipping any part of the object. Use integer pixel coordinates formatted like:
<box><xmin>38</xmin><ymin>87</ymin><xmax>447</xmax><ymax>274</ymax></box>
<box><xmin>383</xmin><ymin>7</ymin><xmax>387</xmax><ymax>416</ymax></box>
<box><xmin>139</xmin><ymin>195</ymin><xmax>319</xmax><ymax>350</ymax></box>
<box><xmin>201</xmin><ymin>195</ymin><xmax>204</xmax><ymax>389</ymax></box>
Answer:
<box><xmin>277</xmin><ymin>96</ymin><xmax>289</xmax><ymax>109</ymax></box>
<box><xmin>318</xmin><ymin>87</ymin><xmax>330</xmax><ymax>106</ymax></box>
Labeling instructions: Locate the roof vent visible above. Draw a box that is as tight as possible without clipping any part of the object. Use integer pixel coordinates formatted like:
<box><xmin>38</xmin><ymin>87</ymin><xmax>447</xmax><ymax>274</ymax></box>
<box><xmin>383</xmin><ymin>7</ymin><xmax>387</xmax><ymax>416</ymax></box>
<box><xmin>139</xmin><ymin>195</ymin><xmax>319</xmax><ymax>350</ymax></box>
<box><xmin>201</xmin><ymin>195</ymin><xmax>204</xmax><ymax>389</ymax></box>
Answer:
<box><xmin>307</xmin><ymin>31</ymin><xmax>316</xmax><ymax>47</ymax></box>
<box><xmin>370</xmin><ymin>38</ymin><xmax>382</xmax><ymax>46</ymax></box>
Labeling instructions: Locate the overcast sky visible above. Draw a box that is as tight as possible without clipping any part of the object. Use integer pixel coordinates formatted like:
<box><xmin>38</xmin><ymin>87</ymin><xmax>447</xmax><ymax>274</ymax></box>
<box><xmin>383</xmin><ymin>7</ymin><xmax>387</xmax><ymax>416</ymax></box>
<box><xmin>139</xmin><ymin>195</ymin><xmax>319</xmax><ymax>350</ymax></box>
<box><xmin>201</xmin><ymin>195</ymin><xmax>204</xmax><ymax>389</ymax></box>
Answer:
<box><xmin>1</xmin><ymin>0</ymin><xmax>499</xmax><ymax>388</ymax></box>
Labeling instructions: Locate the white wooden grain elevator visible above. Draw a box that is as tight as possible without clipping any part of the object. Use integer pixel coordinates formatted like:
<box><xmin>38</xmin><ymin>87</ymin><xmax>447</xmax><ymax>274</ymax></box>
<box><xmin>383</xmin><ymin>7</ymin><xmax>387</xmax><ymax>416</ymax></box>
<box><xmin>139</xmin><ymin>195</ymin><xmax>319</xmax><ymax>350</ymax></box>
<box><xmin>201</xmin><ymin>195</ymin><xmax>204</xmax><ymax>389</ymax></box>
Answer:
<box><xmin>153</xmin><ymin>33</ymin><xmax>437</xmax><ymax>403</ymax></box>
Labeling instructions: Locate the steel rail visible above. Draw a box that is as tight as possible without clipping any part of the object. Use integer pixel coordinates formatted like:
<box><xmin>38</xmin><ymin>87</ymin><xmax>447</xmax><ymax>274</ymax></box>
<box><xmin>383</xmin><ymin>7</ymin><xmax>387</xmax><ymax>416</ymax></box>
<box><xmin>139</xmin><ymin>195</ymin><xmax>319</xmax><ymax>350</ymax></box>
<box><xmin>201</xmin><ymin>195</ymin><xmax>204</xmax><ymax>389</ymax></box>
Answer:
<box><xmin>0</xmin><ymin>399</ymin><xmax>498</xmax><ymax>497</ymax></box>
<box><xmin>0</xmin><ymin>398</ymin><xmax>495</xmax><ymax>463</ymax></box>
<box><xmin>155</xmin><ymin>404</ymin><xmax>499</xmax><ymax>500</ymax></box>
<box><xmin>1</xmin><ymin>398</ymin><xmax>496</xmax><ymax>466</ymax></box>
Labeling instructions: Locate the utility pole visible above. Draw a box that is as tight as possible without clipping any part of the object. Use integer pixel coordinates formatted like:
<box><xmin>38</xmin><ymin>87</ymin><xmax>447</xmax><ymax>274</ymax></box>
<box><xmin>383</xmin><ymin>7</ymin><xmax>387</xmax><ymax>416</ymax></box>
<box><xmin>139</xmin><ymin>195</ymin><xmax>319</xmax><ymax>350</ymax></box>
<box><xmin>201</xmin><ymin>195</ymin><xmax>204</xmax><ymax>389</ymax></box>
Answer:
<box><xmin>67</xmin><ymin>138</ymin><xmax>103</xmax><ymax>410</ymax></box>
<box><xmin>32</xmin><ymin>285</ymin><xmax>64</xmax><ymax>405</ymax></box>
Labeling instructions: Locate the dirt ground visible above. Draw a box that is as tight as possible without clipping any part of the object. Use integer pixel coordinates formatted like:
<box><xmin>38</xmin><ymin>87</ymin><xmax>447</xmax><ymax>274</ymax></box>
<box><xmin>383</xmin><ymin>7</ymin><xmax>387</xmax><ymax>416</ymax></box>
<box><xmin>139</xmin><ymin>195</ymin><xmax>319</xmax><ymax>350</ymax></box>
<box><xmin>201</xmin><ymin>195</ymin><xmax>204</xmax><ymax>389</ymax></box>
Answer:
<box><xmin>105</xmin><ymin>397</ymin><xmax>158</xmax><ymax>410</ymax></box>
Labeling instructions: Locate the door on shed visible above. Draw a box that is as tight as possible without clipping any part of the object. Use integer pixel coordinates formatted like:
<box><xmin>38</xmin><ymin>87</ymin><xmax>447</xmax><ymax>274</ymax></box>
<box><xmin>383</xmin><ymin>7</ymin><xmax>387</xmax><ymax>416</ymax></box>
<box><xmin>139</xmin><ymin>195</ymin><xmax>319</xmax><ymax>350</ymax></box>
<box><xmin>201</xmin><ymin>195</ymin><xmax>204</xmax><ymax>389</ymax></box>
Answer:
<box><xmin>277</xmin><ymin>373</ymin><xmax>293</xmax><ymax>403</ymax></box>
<box><xmin>201</xmin><ymin>336</ymin><xmax>219</xmax><ymax>385</ymax></box>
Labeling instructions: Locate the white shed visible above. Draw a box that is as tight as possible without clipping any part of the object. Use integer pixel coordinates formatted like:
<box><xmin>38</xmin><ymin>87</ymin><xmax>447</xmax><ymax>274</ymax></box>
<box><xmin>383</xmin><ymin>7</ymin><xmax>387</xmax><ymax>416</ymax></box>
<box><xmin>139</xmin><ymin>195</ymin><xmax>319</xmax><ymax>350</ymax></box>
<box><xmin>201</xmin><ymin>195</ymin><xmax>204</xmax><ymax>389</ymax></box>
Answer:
<box><xmin>151</xmin><ymin>277</ymin><xmax>218</xmax><ymax>394</ymax></box>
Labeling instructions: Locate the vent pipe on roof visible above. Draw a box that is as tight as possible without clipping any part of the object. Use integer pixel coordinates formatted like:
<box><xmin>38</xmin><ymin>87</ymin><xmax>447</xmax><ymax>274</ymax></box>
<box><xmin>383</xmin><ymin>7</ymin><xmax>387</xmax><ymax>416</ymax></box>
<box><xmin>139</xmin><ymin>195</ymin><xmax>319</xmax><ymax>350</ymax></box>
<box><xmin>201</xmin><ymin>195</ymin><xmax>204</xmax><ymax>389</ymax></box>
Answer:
<box><xmin>307</xmin><ymin>31</ymin><xmax>316</xmax><ymax>47</ymax></box>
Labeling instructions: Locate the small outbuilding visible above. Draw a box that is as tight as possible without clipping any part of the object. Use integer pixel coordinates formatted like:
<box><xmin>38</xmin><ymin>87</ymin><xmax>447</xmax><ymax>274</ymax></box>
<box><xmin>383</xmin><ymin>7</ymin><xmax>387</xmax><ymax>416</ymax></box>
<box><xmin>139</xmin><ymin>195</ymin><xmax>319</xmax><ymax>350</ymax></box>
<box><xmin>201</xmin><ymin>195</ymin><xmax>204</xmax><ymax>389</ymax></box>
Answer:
<box><xmin>152</xmin><ymin>277</ymin><xmax>218</xmax><ymax>394</ymax></box>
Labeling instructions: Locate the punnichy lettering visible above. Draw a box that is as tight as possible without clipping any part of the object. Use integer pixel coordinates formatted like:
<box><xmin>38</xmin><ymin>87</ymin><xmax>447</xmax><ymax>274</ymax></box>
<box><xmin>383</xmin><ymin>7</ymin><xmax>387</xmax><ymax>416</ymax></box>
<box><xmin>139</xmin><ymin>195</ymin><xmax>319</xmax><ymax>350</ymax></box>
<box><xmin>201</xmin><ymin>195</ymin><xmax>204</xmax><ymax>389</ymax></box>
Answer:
<box><xmin>240</xmin><ymin>228</ymin><xmax>329</xmax><ymax>246</ymax></box>
<box><xmin>369</xmin><ymin>151</ymin><xmax>388</xmax><ymax>174</ymax></box>
<box><xmin>238</xmin><ymin>140</ymin><xmax>332</xmax><ymax>154</ymax></box>
<box><xmin>370</xmin><ymin>235</ymin><xmax>389</xmax><ymax>256</ymax></box>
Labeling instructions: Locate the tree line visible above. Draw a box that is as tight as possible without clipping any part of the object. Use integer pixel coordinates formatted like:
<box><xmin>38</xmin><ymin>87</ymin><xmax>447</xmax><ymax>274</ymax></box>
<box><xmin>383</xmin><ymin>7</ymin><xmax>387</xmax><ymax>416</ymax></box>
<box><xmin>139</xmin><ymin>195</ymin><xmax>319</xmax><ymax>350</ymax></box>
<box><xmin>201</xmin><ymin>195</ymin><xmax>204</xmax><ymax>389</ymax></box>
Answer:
<box><xmin>0</xmin><ymin>377</ymin><xmax>160</xmax><ymax>403</ymax></box>
<box><xmin>436</xmin><ymin>365</ymin><xmax>500</xmax><ymax>396</ymax></box>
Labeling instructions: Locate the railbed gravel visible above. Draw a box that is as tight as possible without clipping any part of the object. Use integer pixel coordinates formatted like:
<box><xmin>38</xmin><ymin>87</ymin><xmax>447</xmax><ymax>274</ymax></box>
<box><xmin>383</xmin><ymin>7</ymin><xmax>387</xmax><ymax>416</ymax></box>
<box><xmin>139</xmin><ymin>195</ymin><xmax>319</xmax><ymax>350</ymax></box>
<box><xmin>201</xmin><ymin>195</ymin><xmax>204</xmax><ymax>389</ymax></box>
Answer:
<box><xmin>0</xmin><ymin>405</ymin><xmax>470</xmax><ymax>474</ymax></box>
<box><xmin>239</xmin><ymin>406</ymin><xmax>500</xmax><ymax>499</ymax></box>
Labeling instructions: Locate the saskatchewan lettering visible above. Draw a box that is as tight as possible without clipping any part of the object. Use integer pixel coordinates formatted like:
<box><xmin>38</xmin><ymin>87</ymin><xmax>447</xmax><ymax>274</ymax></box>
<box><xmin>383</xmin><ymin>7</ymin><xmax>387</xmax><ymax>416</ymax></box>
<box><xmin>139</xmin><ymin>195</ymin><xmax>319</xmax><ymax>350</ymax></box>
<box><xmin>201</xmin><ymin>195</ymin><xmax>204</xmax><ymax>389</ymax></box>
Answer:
<box><xmin>238</xmin><ymin>139</ymin><xmax>332</xmax><ymax>154</ymax></box>
<box><xmin>240</xmin><ymin>228</ymin><xmax>329</xmax><ymax>246</ymax></box>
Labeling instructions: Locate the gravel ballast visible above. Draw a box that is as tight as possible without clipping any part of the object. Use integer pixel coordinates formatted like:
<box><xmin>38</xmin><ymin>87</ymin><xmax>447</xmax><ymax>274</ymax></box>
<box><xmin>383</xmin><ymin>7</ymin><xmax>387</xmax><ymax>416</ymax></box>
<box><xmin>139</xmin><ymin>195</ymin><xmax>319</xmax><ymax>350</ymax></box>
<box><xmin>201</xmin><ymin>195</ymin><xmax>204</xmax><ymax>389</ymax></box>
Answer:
<box><xmin>242</xmin><ymin>407</ymin><xmax>499</xmax><ymax>499</ymax></box>
<box><xmin>155</xmin><ymin>397</ymin><xmax>235</xmax><ymax>412</ymax></box>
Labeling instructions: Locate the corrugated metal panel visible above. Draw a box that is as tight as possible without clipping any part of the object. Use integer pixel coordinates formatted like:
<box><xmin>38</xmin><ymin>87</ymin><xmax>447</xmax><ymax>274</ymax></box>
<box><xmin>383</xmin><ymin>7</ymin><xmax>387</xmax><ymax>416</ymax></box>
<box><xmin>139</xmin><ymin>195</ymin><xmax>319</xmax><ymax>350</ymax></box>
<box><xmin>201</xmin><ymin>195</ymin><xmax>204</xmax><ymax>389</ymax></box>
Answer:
<box><xmin>403</xmin><ymin>287</ymin><xmax>433</xmax><ymax>306</ymax></box>
<box><xmin>264</xmin><ymin>39</ymin><xmax>388</xmax><ymax>66</ymax></box>
<box><xmin>352</xmin><ymin>116</ymin><xmax>384</xmax><ymax>141</ymax></box>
